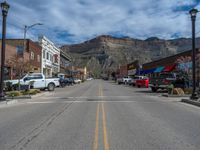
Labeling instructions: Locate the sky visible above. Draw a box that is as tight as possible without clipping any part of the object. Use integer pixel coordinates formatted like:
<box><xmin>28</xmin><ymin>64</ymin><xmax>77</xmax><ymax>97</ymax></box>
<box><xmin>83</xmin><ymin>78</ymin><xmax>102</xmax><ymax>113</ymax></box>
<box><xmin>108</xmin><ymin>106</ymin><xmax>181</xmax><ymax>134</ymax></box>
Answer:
<box><xmin>1</xmin><ymin>0</ymin><xmax>200</xmax><ymax>45</ymax></box>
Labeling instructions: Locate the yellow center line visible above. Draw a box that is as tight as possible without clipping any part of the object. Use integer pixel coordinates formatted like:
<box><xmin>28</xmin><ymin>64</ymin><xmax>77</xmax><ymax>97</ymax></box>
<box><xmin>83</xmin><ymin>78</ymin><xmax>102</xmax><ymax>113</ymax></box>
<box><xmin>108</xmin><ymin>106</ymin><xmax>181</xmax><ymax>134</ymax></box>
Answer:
<box><xmin>102</xmin><ymin>103</ymin><xmax>109</xmax><ymax>150</ymax></box>
<box><xmin>93</xmin><ymin>83</ymin><xmax>109</xmax><ymax>150</ymax></box>
<box><xmin>93</xmin><ymin>103</ymin><xmax>100</xmax><ymax>150</ymax></box>
<box><xmin>100</xmin><ymin>84</ymin><xmax>109</xmax><ymax>150</ymax></box>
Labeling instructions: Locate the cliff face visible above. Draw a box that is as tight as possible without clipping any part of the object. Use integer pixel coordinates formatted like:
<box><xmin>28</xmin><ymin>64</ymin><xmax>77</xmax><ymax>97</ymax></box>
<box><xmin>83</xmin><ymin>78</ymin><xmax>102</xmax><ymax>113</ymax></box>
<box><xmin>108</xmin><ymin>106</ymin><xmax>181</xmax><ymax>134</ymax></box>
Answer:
<box><xmin>61</xmin><ymin>35</ymin><xmax>200</xmax><ymax>76</ymax></box>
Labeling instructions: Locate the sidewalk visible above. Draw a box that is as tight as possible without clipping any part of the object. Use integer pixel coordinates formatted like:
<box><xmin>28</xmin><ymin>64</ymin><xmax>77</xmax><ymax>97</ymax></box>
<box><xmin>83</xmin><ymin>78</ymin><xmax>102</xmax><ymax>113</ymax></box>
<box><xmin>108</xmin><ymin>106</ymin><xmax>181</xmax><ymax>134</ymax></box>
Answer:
<box><xmin>0</xmin><ymin>91</ymin><xmax>51</xmax><ymax>106</ymax></box>
<box><xmin>162</xmin><ymin>93</ymin><xmax>200</xmax><ymax>107</ymax></box>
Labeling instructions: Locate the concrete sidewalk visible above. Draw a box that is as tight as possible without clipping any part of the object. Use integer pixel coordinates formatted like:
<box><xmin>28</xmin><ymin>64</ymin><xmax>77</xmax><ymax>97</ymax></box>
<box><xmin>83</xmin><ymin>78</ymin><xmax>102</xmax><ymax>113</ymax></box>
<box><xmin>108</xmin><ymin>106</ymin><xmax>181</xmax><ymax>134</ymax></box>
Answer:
<box><xmin>0</xmin><ymin>91</ymin><xmax>52</xmax><ymax>106</ymax></box>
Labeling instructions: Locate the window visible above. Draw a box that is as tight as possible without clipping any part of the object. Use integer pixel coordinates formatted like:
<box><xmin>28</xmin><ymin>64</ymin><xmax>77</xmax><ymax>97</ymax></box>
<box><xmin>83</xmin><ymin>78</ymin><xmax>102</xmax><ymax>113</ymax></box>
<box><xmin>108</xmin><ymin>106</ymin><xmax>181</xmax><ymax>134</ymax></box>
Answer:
<box><xmin>31</xmin><ymin>52</ymin><xmax>35</xmax><ymax>60</ymax></box>
<box><xmin>16</xmin><ymin>46</ymin><xmax>24</xmax><ymax>56</ymax></box>
<box><xmin>37</xmin><ymin>55</ymin><xmax>40</xmax><ymax>62</ymax></box>
<box><xmin>47</xmin><ymin>52</ymin><xmax>49</xmax><ymax>60</ymax></box>
<box><xmin>43</xmin><ymin>50</ymin><xmax>45</xmax><ymax>59</ymax></box>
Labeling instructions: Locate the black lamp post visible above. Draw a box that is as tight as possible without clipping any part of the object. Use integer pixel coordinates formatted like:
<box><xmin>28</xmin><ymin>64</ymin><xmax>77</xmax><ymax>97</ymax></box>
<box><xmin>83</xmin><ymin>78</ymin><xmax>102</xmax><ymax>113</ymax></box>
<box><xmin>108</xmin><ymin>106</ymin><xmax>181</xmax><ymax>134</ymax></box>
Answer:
<box><xmin>0</xmin><ymin>1</ymin><xmax>9</xmax><ymax>101</ymax></box>
<box><xmin>190</xmin><ymin>8</ymin><xmax>199</xmax><ymax>100</ymax></box>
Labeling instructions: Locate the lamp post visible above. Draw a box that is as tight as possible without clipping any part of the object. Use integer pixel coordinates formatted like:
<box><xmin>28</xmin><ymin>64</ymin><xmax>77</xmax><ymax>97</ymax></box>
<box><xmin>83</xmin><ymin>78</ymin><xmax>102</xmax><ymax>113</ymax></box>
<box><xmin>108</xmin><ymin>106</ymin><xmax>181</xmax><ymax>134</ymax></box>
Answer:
<box><xmin>16</xmin><ymin>23</ymin><xmax>43</xmax><ymax>90</ymax></box>
<box><xmin>23</xmin><ymin>23</ymin><xmax>43</xmax><ymax>53</ymax></box>
<box><xmin>189</xmin><ymin>8</ymin><xmax>199</xmax><ymax>100</ymax></box>
<box><xmin>0</xmin><ymin>1</ymin><xmax>9</xmax><ymax>101</ymax></box>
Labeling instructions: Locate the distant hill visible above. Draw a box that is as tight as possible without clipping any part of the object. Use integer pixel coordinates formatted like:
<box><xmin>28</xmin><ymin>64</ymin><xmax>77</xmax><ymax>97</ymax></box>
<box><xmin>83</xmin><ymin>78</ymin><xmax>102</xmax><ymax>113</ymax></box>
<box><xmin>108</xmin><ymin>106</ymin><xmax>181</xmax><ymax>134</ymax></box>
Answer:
<box><xmin>61</xmin><ymin>35</ymin><xmax>200</xmax><ymax>77</ymax></box>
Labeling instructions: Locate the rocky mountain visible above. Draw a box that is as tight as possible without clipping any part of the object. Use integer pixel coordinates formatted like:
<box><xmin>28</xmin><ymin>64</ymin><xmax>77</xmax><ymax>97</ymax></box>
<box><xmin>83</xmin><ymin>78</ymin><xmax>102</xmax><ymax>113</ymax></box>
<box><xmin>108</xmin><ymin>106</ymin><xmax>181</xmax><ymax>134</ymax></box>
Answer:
<box><xmin>61</xmin><ymin>35</ymin><xmax>200</xmax><ymax>77</ymax></box>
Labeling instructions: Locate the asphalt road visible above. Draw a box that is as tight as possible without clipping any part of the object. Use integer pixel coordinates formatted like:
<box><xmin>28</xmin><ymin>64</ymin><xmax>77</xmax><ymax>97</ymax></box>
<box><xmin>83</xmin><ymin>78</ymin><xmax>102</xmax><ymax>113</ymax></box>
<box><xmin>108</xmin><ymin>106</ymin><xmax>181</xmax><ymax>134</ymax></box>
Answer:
<box><xmin>0</xmin><ymin>80</ymin><xmax>200</xmax><ymax>150</ymax></box>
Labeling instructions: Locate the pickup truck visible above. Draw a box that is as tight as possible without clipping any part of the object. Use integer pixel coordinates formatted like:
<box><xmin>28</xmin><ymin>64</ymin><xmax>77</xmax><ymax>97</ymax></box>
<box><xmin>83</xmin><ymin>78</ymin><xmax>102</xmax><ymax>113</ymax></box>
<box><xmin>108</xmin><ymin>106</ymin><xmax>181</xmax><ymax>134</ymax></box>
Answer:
<box><xmin>5</xmin><ymin>73</ymin><xmax>60</xmax><ymax>91</ymax></box>
<box><xmin>122</xmin><ymin>76</ymin><xmax>132</xmax><ymax>84</ymax></box>
<box><xmin>149</xmin><ymin>73</ymin><xmax>177</xmax><ymax>92</ymax></box>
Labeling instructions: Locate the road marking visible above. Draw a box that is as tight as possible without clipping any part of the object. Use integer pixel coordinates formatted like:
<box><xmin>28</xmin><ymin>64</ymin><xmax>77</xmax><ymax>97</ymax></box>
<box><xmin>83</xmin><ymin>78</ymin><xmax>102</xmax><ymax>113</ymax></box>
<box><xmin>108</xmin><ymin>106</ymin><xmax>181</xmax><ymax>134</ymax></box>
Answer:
<box><xmin>93</xmin><ymin>103</ymin><xmax>100</xmax><ymax>150</ymax></box>
<box><xmin>100</xmin><ymin>84</ymin><xmax>110</xmax><ymax>150</ymax></box>
<box><xmin>102</xmin><ymin>103</ymin><xmax>109</xmax><ymax>150</ymax></box>
<box><xmin>26</xmin><ymin>100</ymin><xmax>161</xmax><ymax>104</ymax></box>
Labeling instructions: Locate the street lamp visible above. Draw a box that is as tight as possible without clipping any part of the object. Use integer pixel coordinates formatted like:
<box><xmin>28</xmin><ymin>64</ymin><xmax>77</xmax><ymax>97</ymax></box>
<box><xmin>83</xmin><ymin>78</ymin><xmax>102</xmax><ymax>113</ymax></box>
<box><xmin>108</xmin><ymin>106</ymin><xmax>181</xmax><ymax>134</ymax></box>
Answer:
<box><xmin>23</xmin><ymin>23</ymin><xmax>43</xmax><ymax>53</ymax></box>
<box><xmin>189</xmin><ymin>8</ymin><xmax>199</xmax><ymax>100</ymax></box>
<box><xmin>0</xmin><ymin>1</ymin><xmax>9</xmax><ymax>101</ymax></box>
<box><xmin>16</xmin><ymin>23</ymin><xmax>43</xmax><ymax>90</ymax></box>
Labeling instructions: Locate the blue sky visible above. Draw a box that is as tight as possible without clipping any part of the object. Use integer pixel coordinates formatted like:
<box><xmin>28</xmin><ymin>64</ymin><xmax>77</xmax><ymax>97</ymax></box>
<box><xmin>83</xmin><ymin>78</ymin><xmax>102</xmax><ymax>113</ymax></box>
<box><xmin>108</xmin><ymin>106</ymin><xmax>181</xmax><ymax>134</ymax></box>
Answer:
<box><xmin>1</xmin><ymin>0</ymin><xmax>200</xmax><ymax>44</ymax></box>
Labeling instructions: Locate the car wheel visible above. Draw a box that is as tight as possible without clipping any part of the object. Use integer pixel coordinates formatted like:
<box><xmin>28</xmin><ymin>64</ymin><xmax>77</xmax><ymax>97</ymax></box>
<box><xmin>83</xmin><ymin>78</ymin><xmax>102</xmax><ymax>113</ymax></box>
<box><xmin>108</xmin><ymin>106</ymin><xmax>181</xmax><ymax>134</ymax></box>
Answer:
<box><xmin>48</xmin><ymin>83</ymin><xmax>55</xmax><ymax>91</ymax></box>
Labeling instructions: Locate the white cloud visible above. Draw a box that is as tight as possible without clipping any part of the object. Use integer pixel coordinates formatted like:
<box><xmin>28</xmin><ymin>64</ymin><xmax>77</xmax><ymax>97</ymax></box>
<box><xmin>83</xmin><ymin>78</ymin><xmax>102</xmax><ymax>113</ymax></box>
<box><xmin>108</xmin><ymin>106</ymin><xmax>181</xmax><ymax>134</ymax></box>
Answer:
<box><xmin>1</xmin><ymin>0</ymin><xmax>199</xmax><ymax>44</ymax></box>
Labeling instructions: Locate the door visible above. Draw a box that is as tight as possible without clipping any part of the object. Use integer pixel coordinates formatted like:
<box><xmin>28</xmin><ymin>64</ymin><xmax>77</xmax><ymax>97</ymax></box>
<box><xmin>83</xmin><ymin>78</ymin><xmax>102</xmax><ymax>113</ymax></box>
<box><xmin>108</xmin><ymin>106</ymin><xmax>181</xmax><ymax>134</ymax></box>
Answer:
<box><xmin>30</xmin><ymin>74</ymin><xmax>45</xmax><ymax>89</ymax></box>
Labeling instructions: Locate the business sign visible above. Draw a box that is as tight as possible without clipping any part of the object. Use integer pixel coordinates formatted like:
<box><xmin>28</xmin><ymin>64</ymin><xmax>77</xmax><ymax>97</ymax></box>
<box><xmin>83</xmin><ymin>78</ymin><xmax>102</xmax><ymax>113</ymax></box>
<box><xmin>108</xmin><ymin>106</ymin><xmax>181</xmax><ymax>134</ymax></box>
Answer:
<box><xmin>127</xmin><ymin>60</ymin><xmax>139</xmax><ymax>75</ymax></box>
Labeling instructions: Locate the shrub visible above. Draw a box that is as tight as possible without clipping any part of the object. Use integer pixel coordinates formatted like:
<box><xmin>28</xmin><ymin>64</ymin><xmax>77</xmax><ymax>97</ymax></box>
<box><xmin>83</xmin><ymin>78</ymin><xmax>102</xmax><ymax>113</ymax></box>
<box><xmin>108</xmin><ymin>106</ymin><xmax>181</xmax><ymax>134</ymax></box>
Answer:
<box><xmin>6</xmin><ymin>91</ymin><xmax>22</xmax><ymax>97</ymax></box>
<box><xmin>184</xmin><ymin>88</ymin><xmax>193</xmax><ymax>94</ymax></box>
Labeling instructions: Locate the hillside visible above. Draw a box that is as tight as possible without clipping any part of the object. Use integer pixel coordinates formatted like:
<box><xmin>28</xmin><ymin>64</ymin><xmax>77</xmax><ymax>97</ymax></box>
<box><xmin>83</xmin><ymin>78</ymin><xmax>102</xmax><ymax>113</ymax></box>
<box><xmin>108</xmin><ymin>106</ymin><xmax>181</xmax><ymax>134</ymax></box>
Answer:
<box><xmin>61</xmin><ymin>35</ymin><xmax>200</xmax><ymax>77</ymax></box>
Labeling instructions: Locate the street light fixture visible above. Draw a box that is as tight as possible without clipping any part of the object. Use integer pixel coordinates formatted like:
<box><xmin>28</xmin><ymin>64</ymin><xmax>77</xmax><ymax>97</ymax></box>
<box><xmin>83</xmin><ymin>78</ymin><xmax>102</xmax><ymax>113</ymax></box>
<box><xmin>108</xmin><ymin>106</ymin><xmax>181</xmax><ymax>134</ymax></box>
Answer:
<box><xmin>23</xmin><ymin>23</ymin><xmax>43</xmax><ymax>53</ymax></box>
<box><xmin>16</xmin><ymin>23</ymin><xmax>43</xmax><ymax>90</ymax></box>
<box><xmin>0</xmin><ymin>1</ymin><xmax>9</xmax><ymax>101</ymax></box>
<box><xmin>189</xmin><ymin>8</ymin><xmax>199</xmax><ymax>100</ymax></box>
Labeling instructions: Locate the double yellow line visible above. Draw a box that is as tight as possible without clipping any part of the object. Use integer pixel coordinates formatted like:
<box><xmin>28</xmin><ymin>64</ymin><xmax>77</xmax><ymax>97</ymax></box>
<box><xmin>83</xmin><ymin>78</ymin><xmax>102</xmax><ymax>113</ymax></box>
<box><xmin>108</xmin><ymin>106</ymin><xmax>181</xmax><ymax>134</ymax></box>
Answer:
<box><xmin>93</xmin><ymin>85</ymin><xmax>109</xmax><ymax>150</ymax></box>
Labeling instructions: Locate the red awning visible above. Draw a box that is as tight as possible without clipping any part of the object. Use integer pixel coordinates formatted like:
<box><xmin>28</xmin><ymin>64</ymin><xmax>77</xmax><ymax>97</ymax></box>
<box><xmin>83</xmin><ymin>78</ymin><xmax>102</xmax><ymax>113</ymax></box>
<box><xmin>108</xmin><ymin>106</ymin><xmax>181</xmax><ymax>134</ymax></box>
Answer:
<box><xmin>163</xmin><ymin>64</ymin><xmax>176</xmax><ymax>72</ymax></box>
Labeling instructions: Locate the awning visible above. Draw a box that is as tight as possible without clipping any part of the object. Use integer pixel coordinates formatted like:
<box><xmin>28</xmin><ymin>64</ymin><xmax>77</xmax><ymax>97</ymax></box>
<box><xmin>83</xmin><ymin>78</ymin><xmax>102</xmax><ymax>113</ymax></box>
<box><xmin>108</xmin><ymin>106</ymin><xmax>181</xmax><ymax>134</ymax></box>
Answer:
<box><xmin>163</xmin><ymin>64</ymin><xmax>176</xmax><ymax>72</ymax></box>
<box><xmin>154</xmin><ymin>66</ymin><xmax>164</xmax><ymax>73</ymax></box>
<box><xmin>139</xmin><ymin>68</ymin><xmax>156</xmax><ymax>74</ymax></box>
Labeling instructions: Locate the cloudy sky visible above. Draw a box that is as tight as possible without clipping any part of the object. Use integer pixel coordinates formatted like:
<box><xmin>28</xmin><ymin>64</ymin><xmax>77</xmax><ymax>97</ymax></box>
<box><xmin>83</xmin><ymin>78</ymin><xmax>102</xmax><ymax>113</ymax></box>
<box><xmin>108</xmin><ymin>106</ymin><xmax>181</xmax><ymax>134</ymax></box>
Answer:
<box><xmin>1</xmin><ymin>0</ymin><xmax>200</xmax><ymax>44</ymax></box>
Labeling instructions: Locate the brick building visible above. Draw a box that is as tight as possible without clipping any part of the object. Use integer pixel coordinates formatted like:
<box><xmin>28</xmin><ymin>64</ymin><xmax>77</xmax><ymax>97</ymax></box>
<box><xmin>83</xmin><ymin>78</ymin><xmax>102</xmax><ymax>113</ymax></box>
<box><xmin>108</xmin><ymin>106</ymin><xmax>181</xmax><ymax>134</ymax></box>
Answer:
<box><xmin>0</xmin><ymin>43</ymin><xmax>17</xmax><ymax>79</ymax></box>
<box><xmin>142</xmin><ymin>49</ymin><xmax>200</xmax><ymax>84</ymax></box>
<box><xmin>116</xmin><ymin>65</ymin><xmax>128</xmax><ymax>78</ymax></box>
<box><xmin>5</xmin><ymin>39</ymin><xmax>42</xmax><ymax>73</ymax></box>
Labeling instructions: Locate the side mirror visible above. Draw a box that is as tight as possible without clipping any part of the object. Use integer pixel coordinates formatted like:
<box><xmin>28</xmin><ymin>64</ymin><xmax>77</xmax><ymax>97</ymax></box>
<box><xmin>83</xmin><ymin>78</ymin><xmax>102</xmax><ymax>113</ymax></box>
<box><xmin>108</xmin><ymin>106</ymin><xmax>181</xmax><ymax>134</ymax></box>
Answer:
<box><xmin>23</xmin><ymin>77</ymin><xmax>29</xmax><ymax>82</ymax></box>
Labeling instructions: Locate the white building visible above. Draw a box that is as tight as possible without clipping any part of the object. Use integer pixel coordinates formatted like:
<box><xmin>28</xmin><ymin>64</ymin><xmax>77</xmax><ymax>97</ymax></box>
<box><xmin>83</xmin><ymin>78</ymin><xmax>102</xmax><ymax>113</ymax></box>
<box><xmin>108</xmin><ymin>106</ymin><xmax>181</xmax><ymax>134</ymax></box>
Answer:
<box><xmin>38</xmin><ymin>36</ymin><xmax>60</xmax><ymax>77</ymax></box>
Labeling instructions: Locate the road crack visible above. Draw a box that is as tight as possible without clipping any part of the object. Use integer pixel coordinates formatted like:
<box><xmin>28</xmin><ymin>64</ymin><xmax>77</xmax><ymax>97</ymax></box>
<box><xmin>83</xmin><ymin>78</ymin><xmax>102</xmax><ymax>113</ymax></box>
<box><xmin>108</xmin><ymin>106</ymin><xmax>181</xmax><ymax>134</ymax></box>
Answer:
<box><xmin>8</xmin><ymin>102</ymin><xmax>74</xmax><ymax>150</ymax></box>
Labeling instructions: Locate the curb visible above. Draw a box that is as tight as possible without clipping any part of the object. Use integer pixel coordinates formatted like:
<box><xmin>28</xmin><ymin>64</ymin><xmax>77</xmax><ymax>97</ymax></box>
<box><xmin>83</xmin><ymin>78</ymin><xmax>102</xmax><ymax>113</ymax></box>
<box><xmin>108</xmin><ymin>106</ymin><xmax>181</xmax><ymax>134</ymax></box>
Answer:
<box><xmin>6</xmin><ymin>96</ymin><xmax>31</xmax><ymax>100</ymax></box>
<box><xmin>6</xmin><ymin>100</ymin><xmax>18</xmax><ymax>105</ymax></box>
<box><xmin>31</xmin><ymin>91</ymin><xmax>51</xmax><ymax>98</ymax></box>
<box><xmin>181</xmin><ymin>99</ymin><xmax>200</xmax><ymax>107</ymax></box>
<box><xmin>162</xmin><ymin>94</ymin><xmax>190</xmax><ymax>98</ymax></box>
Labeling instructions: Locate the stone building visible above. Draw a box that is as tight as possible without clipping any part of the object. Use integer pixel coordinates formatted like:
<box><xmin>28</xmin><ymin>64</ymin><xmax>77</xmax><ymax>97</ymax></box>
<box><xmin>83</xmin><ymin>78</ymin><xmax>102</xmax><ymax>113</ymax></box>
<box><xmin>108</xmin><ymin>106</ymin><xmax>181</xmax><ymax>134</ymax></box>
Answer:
<box><xmin>38</xmin><ymin>36</ymin><xmax>60</xmax><ymax>77</ymax></box>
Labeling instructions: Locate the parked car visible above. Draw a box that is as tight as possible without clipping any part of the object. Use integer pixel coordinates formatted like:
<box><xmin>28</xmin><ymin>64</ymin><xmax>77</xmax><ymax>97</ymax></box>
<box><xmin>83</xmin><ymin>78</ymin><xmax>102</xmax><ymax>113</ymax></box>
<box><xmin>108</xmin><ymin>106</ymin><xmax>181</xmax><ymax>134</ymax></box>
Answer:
<box><xmin>136</xmin><ymin>76</ymin><xmax>149</xmax><ymax>88</ymax></box>
<box><xmin>149</xmin><ymin>73</ymin><xmax>177</xmax><ymax>92</ymax></box>
<box><xmin>5</xmin><ymin>73</ymin><xmax>60</xmax><ymax>91</ymax></box>
<box><xmin>117</xmin><ymin>77</ymin><xmax>123</xmax><ymax>84</ymax></box>
<box><xmin>122</xmin><ymin>76</ymin><xmax>132</xmax><ymax>84</ymax></box>
<box><xmin>59</xmin><ymin>78</ymin><xmax>74</xmax><ymax>87</ymax></box>
<box><xmin>87</xmin><ymin>77</ymin><xmax>93</xmax><ymax>81</ymax></box>
<box><xmin>129</xmin><ymin>76</ymin><xmax>145</xmax><ymax>86</ymax></box>
<box><xmin>74</xmin><ymin>78</ymin><xmax>82</xmax><ymax>84</ymax></box>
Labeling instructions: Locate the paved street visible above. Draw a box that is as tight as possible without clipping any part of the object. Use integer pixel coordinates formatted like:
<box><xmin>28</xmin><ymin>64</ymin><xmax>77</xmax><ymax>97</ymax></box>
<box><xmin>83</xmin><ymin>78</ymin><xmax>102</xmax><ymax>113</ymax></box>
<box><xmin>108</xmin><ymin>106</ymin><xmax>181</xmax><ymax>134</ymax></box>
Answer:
<box><xmin>0</xmin><ymin>80</ymin><xmax>200</xmax><ymax>150</ymax></box>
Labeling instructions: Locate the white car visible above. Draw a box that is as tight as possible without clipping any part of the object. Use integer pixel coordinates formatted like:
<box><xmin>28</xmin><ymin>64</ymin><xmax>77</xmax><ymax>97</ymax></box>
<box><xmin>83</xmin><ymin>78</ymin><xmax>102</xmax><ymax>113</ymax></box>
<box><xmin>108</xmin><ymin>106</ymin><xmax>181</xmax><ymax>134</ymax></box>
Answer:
<box><xmin>86</xmin><ymin>78</ymin><xmax>93</xmax><ymax>81</ymax></box>
<box><xmin>74</xmin><ymin>78</ymin><xmax>82</xmax><ymax>84</ymax></box>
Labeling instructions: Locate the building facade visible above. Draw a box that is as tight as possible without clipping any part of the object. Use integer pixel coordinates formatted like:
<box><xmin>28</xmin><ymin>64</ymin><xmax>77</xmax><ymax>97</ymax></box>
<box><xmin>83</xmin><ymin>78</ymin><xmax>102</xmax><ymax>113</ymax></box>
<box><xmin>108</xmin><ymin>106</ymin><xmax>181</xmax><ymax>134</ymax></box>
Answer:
<box><xmin>5</xmin><ymin>39</ymin><xmax>42</xmax><ymax>73</ymax></box>
<box><xmin>38</xmin><ymin>36</ymin><xmax>60</xmax><ymax>77</ymax></box>
<box><xmin>0</xmin><ymin>43</ymin><xmax>17</xmax><ymax>79</ymax></box>
<box><xmin>142</xmin><ymin>49</ymin><xmax>200</xmax><ymax>84</ymax></box>
<box><xmin>60</xmin><ymin>49</ymin><xmax>72</xmax><ymax>75</ymax></box>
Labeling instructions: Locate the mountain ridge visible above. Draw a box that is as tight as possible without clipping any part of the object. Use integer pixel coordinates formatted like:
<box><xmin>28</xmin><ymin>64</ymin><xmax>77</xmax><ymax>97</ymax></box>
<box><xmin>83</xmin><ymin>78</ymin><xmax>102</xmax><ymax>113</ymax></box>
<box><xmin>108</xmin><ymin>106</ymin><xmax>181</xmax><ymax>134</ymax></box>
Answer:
<box><xmin>61</xmin><ymin>35</ymin><xmax>200</xmax><ymax>77</ymax></box>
